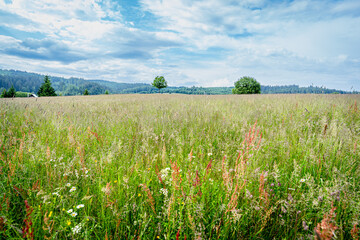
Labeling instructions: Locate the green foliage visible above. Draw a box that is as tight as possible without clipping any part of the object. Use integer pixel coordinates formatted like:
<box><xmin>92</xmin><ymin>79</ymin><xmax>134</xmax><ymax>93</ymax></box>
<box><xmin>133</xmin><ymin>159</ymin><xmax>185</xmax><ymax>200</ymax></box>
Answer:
<box><xmin>232</xmin><ymin>76</ymin><xmax>261</xmax><ymax>94</ymax></box>
<box><xmin>1</xmin><ymin>89</ymin><xmax>6</xmax><ymax>98</ymax></box>
<box><xmin>15</xmin><ymin>91</ymin><xmax>31</xmax><ymax>97</ymax></box>
<box><xmin>152</xmin><ymin>76</ymin><xmax>168</xmax><ymax>93</ymax></box>
<box><xmin>1</xmin><ymin>85</ymin><xmax>16</xmax><ymax>98</ymax></box>
<box><xmin>37</xmin><ymin>76</ymin><xmax>57</xmax><ymax>97</ymax></box>
<box><xmin>105</xmin><ymin>90</ymin><xmax>109</xmax><ymax>95</ymax></box>
<box><xmin>84</xmin><ymin>89</ymin><xmax>89</xmax><ymax>95</ymax></box>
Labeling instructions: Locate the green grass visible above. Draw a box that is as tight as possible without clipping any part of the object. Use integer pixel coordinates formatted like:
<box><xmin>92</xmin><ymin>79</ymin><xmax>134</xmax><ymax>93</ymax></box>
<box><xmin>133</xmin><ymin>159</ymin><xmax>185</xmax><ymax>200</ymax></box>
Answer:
<box><xmin>1</xmin><ymin>94</ymin><xmax>360</xmax><ymax>239</ymax></box>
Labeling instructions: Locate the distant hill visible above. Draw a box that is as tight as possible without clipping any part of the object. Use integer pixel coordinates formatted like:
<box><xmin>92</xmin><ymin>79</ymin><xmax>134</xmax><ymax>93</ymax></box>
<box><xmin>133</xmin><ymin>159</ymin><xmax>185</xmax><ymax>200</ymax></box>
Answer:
<box><xmin>0</xmin><ymin>69</ymin><xmax>357</xmax><ymax>96</ymax></box>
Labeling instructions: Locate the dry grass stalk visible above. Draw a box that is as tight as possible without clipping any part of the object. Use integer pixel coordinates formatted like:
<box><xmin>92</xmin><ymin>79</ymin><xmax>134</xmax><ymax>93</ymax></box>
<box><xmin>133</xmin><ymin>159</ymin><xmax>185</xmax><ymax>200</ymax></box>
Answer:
<box><xmin>46</xmin><ymin>146</ymin><xmax>51</xmax><ymax>160</ymax></box>
<box><xmin>139</xmin><ymin>184</ymin><xmax>156</xmax><ymax>214</ymax></box>
<box><xmin>155</xmin><ymin>165</ymin><xmax>166</xmax><ymax>189</ymax></box>
<box><xmin>222</xmin><ymin>156</ymin><xmax>231</xmax><ymax>192</ymax></box>
<box><xmin>259</xmin><ymin>172</ymin><xmax>269</xmax><ymax>208</ymax></box>
<box><xmin>314</xmin><ymin>205</ymin><xmax>338</xmax><ymax>240</ymax></box>
<box><xmin>258</xmin><ymin>207</ymin><xmax>273</xmax><ymax>234</ymax></box>
<box><xmin>226</xmin><ymin>181</ymin><xmax>245</xmax><ymax>213</ymax></box>
<box><xmin>351</xmin><ymin>223</ymin><xmax>359</xmax><ymax>240</ymax></box>
<box><xmin>22</xmin><ymin>200</ymin><xmax>34</xmax><ymax>240</ymax></box>
<box><xmin>167</xmin><ymin>193</ymin><xmax>175</xmax><ymax>220</ymax></box>
<box><xmin>170</xmin><ymin>160</ymin><xmax>182</xmax><ymax>191</ymax></box>
<box><xmin>42</xmin><ymin>211</ymin><xmax>54</xmax><ymax>235</ymax></box>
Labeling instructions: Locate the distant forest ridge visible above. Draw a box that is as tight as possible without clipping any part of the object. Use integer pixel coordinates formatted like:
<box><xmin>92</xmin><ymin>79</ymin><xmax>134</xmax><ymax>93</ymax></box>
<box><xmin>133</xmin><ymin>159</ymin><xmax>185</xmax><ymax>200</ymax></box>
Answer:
<box><xmin>0</xmin><ymin>69</ymin><xmax>357</xmax><ymax>95</ymax></box>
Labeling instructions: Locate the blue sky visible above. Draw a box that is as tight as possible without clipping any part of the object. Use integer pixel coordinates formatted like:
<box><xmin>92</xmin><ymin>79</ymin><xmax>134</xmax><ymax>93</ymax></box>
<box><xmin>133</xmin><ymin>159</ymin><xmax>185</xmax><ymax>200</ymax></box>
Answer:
<box><xmin>0</xmin><ymin>0</ymin><xmax>359</xmax><ymax>90</ymax></box>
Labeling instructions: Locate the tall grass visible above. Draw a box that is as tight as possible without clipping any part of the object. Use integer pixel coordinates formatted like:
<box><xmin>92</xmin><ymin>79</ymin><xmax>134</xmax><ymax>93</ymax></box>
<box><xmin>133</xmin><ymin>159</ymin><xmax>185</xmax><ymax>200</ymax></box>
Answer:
<box><xmin>0</xmin><ymin>94</ymin><xmax>359</xmax><ymax>239</ymax></box>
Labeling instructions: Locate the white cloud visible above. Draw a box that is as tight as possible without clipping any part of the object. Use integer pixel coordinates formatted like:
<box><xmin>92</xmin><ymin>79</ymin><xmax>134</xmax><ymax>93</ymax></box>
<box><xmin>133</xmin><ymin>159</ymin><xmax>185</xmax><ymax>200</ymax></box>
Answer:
<box><xmin>0</xmin><ymin>0</ymin><xmax>359</xmax><ymax>90</ymax></box>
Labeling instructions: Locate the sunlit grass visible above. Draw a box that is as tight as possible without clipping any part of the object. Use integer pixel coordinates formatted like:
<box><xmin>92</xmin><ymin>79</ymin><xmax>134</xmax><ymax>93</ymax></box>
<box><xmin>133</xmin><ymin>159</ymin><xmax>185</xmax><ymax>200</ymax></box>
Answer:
<box><xmin>1</xmin><ymin>94</ymin><xmax>359</xmax><ymax>239</ymax></box>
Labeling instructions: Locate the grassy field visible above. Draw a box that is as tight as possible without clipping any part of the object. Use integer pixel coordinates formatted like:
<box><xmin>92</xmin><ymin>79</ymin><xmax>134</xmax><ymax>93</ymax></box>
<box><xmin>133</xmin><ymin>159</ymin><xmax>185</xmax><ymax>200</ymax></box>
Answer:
<box><xmin>1</xmin><ymin>94</ymin><xmax>360</xmax><ymax>239</ymax></box>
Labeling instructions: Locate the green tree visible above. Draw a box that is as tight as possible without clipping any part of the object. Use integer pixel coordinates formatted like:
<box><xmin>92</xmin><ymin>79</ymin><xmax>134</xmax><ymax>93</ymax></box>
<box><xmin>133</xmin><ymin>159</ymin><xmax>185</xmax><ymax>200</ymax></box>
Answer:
<box><xmin>105</xmin><ymin>90</ymin><xmax>109</xmax><ymax>95</ymax></box>
<box><xmin>7</xmin><ymin>85</ymin><xmax>16</xmax><ymax>97</ymax></box>
<box><xmin>84</xmin><ymin>89</ymin><xmax>89</xmax><ymax>95</ymax></box>
<box><xmin>232</xmin><ymin>76</ymin><xmax>261</xmax><ymax>94</ymax></box>
<box><xmin>152</xmin><ymin>76</ymin><xmax>168</xmax><ymax>93</ymax></box>
<box><xmin>1</xmin><ymin>89</ymin><xmax>7</xmax><ymax>98</ymax></box>
<box><xmin>37</xmin><ymin>76</ymin><xmax>57</xmax><ymax>97</ymax></box>
<box><xmin>1</xmin><ymin>86</ymin><xmax>16</xmax><ymax>98</ymax></box>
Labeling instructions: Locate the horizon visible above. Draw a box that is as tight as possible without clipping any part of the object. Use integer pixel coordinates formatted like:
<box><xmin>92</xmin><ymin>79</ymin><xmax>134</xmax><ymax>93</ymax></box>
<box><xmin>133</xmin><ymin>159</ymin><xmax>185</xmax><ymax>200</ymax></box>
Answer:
<box><xmin>2</xmin><ymin>68</ymin><xmax>357</xmax><ymax>92</ymax></box>
<box><xmin>0</xmin><ymin>0</ymin><xmax>359</xmax><ymax>91</ymax></box>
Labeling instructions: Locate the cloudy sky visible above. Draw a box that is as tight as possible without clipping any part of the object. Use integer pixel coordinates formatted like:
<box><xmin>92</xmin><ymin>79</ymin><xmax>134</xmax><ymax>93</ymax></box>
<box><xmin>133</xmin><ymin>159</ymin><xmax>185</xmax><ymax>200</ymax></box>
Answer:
<box><xmin>0</xmin><ymin>0</ymin><xmax>359</xmax><ymax>90</ymax></box>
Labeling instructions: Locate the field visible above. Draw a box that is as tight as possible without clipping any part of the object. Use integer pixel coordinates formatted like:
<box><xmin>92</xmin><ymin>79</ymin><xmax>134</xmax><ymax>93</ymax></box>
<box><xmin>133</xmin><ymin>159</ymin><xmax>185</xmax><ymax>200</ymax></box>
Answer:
<box><xmin>1</xmin><ymin>94</ymin><xmax>360</xmax><ymax>239</ymax></box>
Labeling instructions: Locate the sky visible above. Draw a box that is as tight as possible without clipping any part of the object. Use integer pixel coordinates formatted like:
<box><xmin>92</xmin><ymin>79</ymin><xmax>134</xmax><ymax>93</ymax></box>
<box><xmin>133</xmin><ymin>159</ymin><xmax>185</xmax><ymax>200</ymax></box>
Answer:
<box><xmin>0</xmin><ymin>0</ymin><xmax>359</xmax><ymax>90</ymax></box>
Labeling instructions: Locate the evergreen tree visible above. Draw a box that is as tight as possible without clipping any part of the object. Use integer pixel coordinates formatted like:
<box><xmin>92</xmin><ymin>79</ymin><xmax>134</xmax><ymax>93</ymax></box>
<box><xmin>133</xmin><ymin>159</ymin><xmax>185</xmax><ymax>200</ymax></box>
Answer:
<box><xmin>37</xmin><ymin>76</ymin><xmax>57</xmax><ymax>97</ymax></box>
<box><xmin>0</xmin><ymin>86</ymin><xmax>16</xmax><ymax>98</ymax></box>
<box><xmin>7</xmin><ymin>85</ymin><xmax>16</xmax><ymax>97</ymax></box>
<box><xmin>105</xmin><ymin>90</ymin><xmax>109</xmax><ymax>95</ymax></box>
<box><xmin>1</xmin><ymin>89</ymin><xmax>7</xmax><ymax>98</ymax></box>
<box><xmin>84</xmin><ymin>89</ymin><xmax>89</xmax><ymax>95</ymax></box>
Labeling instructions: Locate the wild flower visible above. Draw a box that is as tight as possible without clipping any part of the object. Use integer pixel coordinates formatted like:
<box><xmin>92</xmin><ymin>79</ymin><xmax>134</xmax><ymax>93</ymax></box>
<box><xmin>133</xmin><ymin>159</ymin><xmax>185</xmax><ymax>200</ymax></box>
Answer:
<box><xmin>300</xmin><ymin>178</ymin><xmax>306</xmax><ymax>183</ymax></box>
<box><xmin>160</xmin><ymin>167</ymin><xmax>171</xmax><ymax>180</ymax></box>
<box><xmin>52</xmin><ymin>192</ymin><xmax>60</xmax><ymax>196</ymax></box>
<box><xmin>230</xmin><ymin>209</ymin><xmax>242</xmax><ymax>223</ymax></box>
<box><xmin>101</xmin><ymin>182</ymin><xmax>111</xmax><ymax>195</ymax></box>
<box><xmin>67</xmin><ymin>220</ymin><xmax>71</xmax><ymax>226</ymax></box>
<box><xmin>303</xmin><ymin>221</ymin><xmax>309</xmax><ymax>231</ymax></box>
<box><xmin>71</xmin><ymin>212</ymin><xmax>78</xmax><ymax>217</ymax></box>
<box><xmin>160</xmin><ymin>188</ymin><xmax>168</xmax><ymax>197</ymax></box>
<box><xmin>66</xmin><ymin>183</ymin><xmax>71</xmax><ymax>187</ymax></box>
<box><xmin>70</xmin><ymin>187</ymin><xmax>76</xmax><ymax>192</ymax></box>
<box><xmin>288</xmin><ymin>194</ymin><xmax>293</xmax><ymax>202</ymax></box>
<box><xmin>72</xmin><ymin>223</ymin><xmax>83</xmax><ymax>234</ymax></box>
<box><xmin>49</xmin><ymin>211</ymin><xmax>53</xmax><ymax>217</ymax></box>
<box><xmin>67</xmin><ymin>209</ymin><xmax>73</xmax><ymax>214</ymax></box>
<box><xmin>76</xmin><ymin>204</ymin><xmax>84</xmax><ymax>209</ymax></box>
<box><xmin>207</xmin><ymin>153</ymin><xmax>212</xmax><ymax>156</ymax></box>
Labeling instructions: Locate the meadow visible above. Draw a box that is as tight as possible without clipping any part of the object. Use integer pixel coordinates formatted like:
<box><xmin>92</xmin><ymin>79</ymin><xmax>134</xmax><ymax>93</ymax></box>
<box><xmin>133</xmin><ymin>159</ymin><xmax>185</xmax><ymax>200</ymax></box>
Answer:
<box><xmin>0</xmin><ymin>94</ymin><xmax>359</xmax><ymax>239</ymax></box>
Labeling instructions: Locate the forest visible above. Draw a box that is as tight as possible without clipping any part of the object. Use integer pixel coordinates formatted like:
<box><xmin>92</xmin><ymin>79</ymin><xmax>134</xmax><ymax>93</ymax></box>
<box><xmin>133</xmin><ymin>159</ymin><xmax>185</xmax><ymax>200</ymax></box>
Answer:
<box><xmin>0</xmin><ymin>69</ymin><xmax>356</xmax><ymax>96</ymax></box>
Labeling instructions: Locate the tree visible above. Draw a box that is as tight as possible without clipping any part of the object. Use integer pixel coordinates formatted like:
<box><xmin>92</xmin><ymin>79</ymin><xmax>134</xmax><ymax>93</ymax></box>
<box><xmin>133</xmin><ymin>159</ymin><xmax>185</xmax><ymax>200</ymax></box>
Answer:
<box><xmin>152</xmin><ymin>76</ymin><xmax>168</xmax><ymax>93</ymax></box>
<box><xmin>7</xmin><ymin>85</ymin><xmax>16</xmax><ymax>97</ymax></box>
<box><xmin>1</xmin><ymin>89</ymin><xmax>7</xmax><ymax>98</ymax></box>
<box><xmin>105</xmin><ymin>90</ymin><xmax>109</xmax><ymax>95</ymax></box>
<box><xmin>232</xmin><ymin>76</ymin><xmax>261</xmax><ymax>94</ymax></box>
<box><xmin>37</xmin><ymin>76</ymin><xmax>57</xmax><ymax>97</ymax></box>
<box><xmin>84</xmin><ymin>89</ymin><xmax>89</xmax><ymax>95</ymax></box>
<box><xmin>1</xmin><ymin>86</ymin><xmax>16</xmax><ymax>98</ymax></box>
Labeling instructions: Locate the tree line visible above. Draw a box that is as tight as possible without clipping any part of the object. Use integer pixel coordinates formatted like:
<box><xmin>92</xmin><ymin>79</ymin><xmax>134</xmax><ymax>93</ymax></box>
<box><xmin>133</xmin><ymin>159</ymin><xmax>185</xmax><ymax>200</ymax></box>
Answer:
<box><xmin>1</xmin><ymin>69</ymin><xmax>357</xmax><ymax>97</ymax></box>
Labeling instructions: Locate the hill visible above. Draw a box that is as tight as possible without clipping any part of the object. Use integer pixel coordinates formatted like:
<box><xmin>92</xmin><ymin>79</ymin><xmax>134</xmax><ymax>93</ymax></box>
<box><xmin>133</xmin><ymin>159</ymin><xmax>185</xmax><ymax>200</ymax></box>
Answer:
<box><xmin>0</xmin><ymin>69</ymin><xmax>357</xmax><ymax>95</ymax></box>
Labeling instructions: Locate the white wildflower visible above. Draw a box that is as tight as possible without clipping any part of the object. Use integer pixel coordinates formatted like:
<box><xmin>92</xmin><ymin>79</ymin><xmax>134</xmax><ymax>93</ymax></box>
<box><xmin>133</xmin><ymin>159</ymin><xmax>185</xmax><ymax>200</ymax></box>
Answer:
<box><xmin>76</xmin><ymin>204</ymin><xmax>84</xmax><ymax>209</ymax></box>
<box><xmin>160</xmin><ymin>188</ymin><xmax>168</xmax><ymax>197</ymax></box>
<box><xmin>70</xmin><ymin>187</ymin><xmax>76</xmax><ymax>192</ymax></box>
<box><xmin>207</xmin><ymin>153</ymin><xmax>213</xmax><ymax>156</ymax></box>
<box><xmin>65</xmin><ymin>183</ymin><xmax>71</xmax><ymax>187</ymax></box>
<box><xmin>67</xmin><ymin>209</ymin><xmax>73</xmax><ymax>214</ymax></box>
<box><xmin>72</xmin><ymin>223</ymin><xmax>83</xmax><ymax>234</ymax></box>
<box><xmin>71</xmin><ymin>212</ymin><xmax>78</xmax><ymax>217</ymax></box>
<box><xmin>300</xmin><ymin>178</ymin><xmax>306</xmax><ymax>183</ymax></box>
